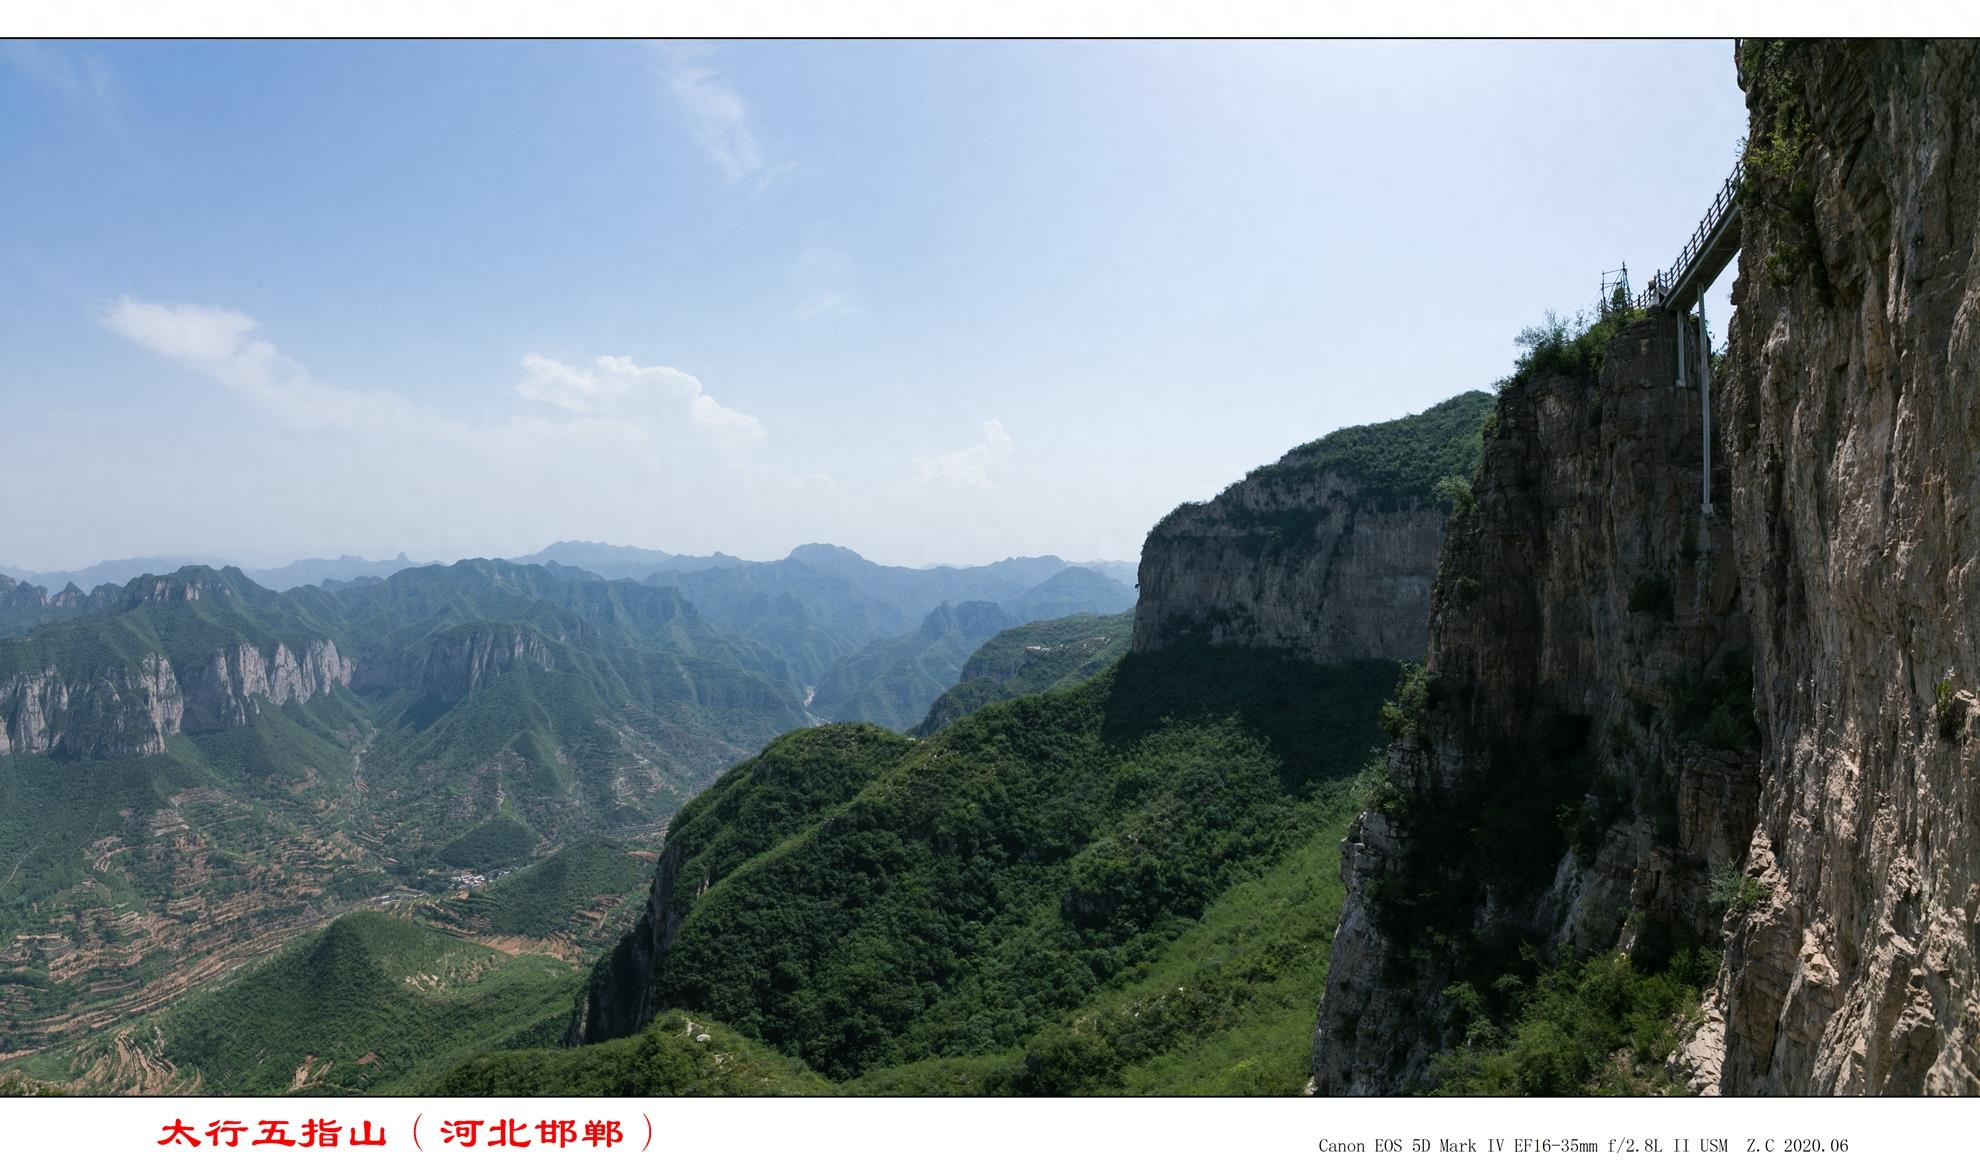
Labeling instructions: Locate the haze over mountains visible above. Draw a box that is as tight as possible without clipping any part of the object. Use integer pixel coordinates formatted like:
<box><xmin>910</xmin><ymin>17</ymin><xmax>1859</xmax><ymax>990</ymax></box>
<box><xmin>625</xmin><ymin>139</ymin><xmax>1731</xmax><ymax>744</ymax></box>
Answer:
<box><xmin>1</xmin><ymin>554</ymin><xmax>431</xmax><ymax>594</ymax></box>
<box><xmin>3</xmin><ymin>541</ymin><xmax>1137</xmax><ymax>596</ymax></box>
<box><xmin>2</xmin><ymin>388</ymin><xmax>1483</xmax><ymax>1095</ymax></box>
<box><xmin>0</xmin><ymin>535</ymin><xmax>1136</xmax><ymax>1063</ymax></box>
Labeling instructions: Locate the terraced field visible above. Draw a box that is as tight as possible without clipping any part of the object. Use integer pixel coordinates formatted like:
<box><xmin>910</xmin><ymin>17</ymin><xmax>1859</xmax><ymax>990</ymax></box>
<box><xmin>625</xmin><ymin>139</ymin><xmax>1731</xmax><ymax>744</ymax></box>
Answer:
<box><xmin>31</xmin><ymin>839</ymin><xmax>662</xmax><ymax>1094</ymax></box>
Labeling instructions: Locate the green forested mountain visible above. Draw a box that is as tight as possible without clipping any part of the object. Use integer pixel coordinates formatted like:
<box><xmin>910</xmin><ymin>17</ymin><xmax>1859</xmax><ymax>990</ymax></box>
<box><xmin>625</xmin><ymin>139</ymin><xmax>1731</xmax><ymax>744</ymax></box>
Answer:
<box><xmin>1242</xmin><ymin>388</ymin><xmax>1496</xmax><ymax>512</ymax></box>
<box><xmin>517</xmin><ymin>389</ymin><xmax>1498</xmax><ymax>1096</ymax></box>
<box><xmin>639</xmin><ymin>558</ymin><xmax>1135</xmax><ymax>735</ymax></box>
<box><xmin>650</xmin><ymin>558</ymin><xmax>914</xmax><ymax>684</ymax></box>
<box><xmin>1</xmin><ymin>554</ymin><xmax>434</xmax><ymax>599</ymax></box>
<box><xmin>564</xmin><ymin>645</ymin><xmax>1395</xmax><ymax>1087</ymax></box>
<box><xmin>914</xmin><ymin>610</ymin><xmax>1134</xmax><ymax>735</ymax></box>
<box><xmin>419</xmin><ymin>839</ymin><xmax>656</xmax><ymax>944</ymax></box>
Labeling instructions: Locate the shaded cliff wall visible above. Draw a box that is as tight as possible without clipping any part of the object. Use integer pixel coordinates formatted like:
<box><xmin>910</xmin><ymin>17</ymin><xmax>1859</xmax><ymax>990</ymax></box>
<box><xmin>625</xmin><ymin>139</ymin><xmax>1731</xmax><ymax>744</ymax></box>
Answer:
<box><xmin>1708</xmin><ymin>40</ymin><xmax>1980</xmax><ymax>1094</ymax></box>
<box><xmin>1313</xmin><ymin>317</ymin><xmax>1761</xmax><ymax>1092</ymax></box>
<box><xmin>568</xmin><ymin>840</ymin><xmax>689</xmax><ymax>1044</ymax></box>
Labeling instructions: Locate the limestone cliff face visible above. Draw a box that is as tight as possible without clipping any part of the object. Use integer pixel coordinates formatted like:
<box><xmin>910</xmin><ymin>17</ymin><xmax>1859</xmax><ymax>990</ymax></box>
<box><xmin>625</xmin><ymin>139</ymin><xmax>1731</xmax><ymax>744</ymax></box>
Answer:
<box><xmin>1133</xmin><ymin>393</ymin><xmax>1493</xmax><ymax>664</ymax></box>
<box><xmin>1</xmin><ymin>638</ymin><xmax>354</xmax><ymax>758</ymax></box>
<box><xmin>175</xmin><ymin>640</ymin><xmax>355</xmax><ymax>732</ymax></box>
<box><xmin>415</xmin><ymin>624</ymin><xmax>554</xmax><ymax>704</ymax></box>
<box><xmin>348</xmin><ymin>623</ymin><xmax>555</xmax><ymax>701</ymax></box>
<box><xmin>1312</xmin><ymin>319</ymin><xmax>1760</xmax><ymax>1093</ymax></box>
<box><xmin>0</xmin><ymin>655</ymin><xmax>184</xmax><ymax>758</ymax></box>
<box><xmin>1706</xmin><ymin>40</ymin><xmax>1980</xmax><ymax>1094</ymax></box>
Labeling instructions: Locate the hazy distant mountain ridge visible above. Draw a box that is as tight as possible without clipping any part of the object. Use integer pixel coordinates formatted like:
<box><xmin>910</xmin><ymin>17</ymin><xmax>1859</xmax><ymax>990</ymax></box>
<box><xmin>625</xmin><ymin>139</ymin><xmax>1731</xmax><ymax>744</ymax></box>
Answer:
<box><xmin>647</xmin><ymin>545</ymin><xmax>1136</xmax><ymax>695</ymax></box>
<box><xmin>508</xmin><ymin>541</ymin><xmax>750</xmax><ymax>582</ymax></box>
<box><xmin>3</xmin><ymin>554</ymin><xmax>432</xmax><ymax>594</ymax></box>
<box><xmin>808</xmin><ymin>600</ymin><xmax>1016</xmax><ymax>730</ymax></box>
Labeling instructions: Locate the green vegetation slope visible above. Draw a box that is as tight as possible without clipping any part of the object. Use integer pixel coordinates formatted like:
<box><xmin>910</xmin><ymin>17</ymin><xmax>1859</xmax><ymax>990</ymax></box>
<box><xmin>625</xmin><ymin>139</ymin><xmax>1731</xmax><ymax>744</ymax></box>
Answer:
<box><xmin>571</xmin><ymin>644</ymin><xmax>1394</xmax><ymax>1085</ymax></box>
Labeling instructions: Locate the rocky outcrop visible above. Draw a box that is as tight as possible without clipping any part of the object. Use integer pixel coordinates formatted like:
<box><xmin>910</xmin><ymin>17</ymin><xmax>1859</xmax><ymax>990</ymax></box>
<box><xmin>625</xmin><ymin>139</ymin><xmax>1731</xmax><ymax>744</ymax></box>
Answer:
<box><xmin>1312</xmin><ymin>319</ymin><xmax>1760</xmax><ymax>1092</ymax></box>
<box><xmin>415</xmin><ymin>624</ymin><xmax>554</xmax><ymax>704</ymax></box>
<box><xmin>0</xmin><ymin>577</ymin><xmax>97</xmax><ymax>634</ymax></box>
<box><xmin>0</xmin><ymin>576</ymin><xmax>39</xmax><ymax>610</ymax></box>
<box><xmin>0</xmin><ymin>576</ymin><xmax>84</xmax><ymax>613</ymax></box>
<box><xmin>0</xmin><ymin>655</ymin><xmax>183</xmax><ymax>758</ymax></box>
<box><xmin>348</xmin><ymin>623</ymin><xmax>556</xmax><ymax>701</ymax></box>
<box><xmin>1706</xmin><ymin>40</ymin><xmax>1980</xmax><ymax>1094</ymax></box>
<box><xmin>1133</xmin><ymin>393</ymin><xmax>1491</xmax><ymax>665</ymax></box>
<box><xmin>1</xmin><ymin>639</ymin><xmax>354</xmax><ymax>758</ymax></box>
<box><xmin>176</xmin><ymin>641</ymin><xmax>355</xmax><ymax>732</ymax></box>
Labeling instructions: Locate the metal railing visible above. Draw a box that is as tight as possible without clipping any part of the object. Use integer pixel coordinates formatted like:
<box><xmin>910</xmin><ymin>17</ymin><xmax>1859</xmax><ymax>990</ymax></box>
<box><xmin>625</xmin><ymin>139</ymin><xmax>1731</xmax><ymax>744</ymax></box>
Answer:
<box><xmin>1631</xmin><ymin>161</ymin><xmax>1745</xmax><ymax>312</ymax></box>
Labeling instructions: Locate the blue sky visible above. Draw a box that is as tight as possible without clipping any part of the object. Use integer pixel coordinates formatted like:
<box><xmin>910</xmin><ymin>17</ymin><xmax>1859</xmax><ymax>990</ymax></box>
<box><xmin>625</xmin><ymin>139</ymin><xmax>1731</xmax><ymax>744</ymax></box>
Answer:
<box><xmin>1</xmin><ymin>39</ymin><xmax>1747</xmax><ymax>571</ymax></box>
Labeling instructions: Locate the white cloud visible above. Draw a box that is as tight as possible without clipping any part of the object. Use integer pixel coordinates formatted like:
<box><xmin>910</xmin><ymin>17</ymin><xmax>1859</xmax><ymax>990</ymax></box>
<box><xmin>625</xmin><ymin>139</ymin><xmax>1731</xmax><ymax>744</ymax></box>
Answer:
<box><xmin>658</xmin><ymin>42</ymin><xmax>763</xmax><ymax>184</ymax></box>
<box><xmin>102</xmin><ymin>296</ymin><xmax>765</xmax><ymax>453</ymax></box>
<box><xmin>102</xmin><ymin>298</ymin><xmax>256</xmax><ymax>367</ymax></box>
<box><xmin>0</xmin><ymin>40</ymin><xmax>119</xmax><ymax>129</ymax></box>
<box><xmin>101</xmin><ymin>297</ymin><xmax>431</xmax><ymax>434</ymax></box>
<box><xmin>914</xmin><ymin>420</ymin><xmax>1013</xmax><ymax>489</ymax></box>
<box><xmin>519</xmin><ymin>352</ymin><xmax>766</xmax><ymax>445</ymax></box>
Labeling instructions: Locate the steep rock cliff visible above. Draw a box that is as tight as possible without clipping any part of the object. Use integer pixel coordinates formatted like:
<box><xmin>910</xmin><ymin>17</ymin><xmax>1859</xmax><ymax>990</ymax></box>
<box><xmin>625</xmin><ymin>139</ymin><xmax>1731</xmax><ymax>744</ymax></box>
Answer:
<box><xmin>1314</xmin><ymin>41</ymin><xmax>1980</xmax><ymax>1096</ymax></box>
<box><xmin>1706</xmin><ymin>40</ymin><xmax>1980</xmax><ymax>1094</ymax></box>
<box><xmin>1</xmin><ymin>638</ymin><xmax>355</xmax><ymax>757</ymax></box>
<box><xmin>1312</xmin><ymin>318</ymin><xmax>1760</xmax><ymax>1092</ymax></box>
<box><xmin>175</xmin><ymin>640</ymin><xmax>355</xmax><ymax>732</ymax></box>
<box><xmin>0</xmin><ymin>655</ymin><xmax>184</xmax><ymax>757</ymax></box>
<box><xmin>415</xmin><ymin>623</ymin><xmax>556</xmax><ymax>704</ymax></box>
<box><xmin>1</xmin><ymin>569</ymin><xmax>355</xmax><ymax>758</ymax></box>
<box><xmin>1133</xmin><ymin>392</ymin><xmax>1492</xmax><ymax>664</ymax></box>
